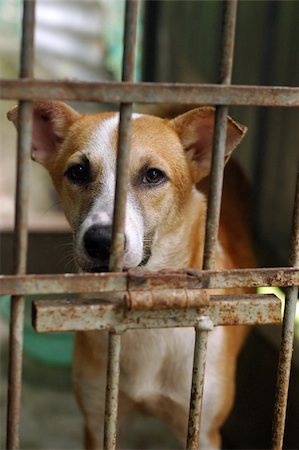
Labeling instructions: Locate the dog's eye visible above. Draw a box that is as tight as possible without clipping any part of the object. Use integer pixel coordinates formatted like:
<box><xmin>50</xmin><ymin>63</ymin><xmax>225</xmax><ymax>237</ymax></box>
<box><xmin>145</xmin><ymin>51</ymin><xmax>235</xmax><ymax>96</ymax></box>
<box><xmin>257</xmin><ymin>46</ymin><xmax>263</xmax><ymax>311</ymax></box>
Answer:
<box><xmin>65</xmin><ymin>164</ymin><xmax>90</xmax><ymax>184</ymax></box>
<box><xmin>142</xmin><ymin>168</ymin><xmax>166</xmax><ymax>186</ymax></box>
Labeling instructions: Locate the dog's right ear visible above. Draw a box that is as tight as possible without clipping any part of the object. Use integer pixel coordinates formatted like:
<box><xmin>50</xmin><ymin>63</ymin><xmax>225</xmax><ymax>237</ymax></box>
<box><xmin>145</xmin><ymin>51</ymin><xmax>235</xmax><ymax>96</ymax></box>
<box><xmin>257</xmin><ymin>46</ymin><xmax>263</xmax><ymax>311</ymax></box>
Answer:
<box><xmin>7</xmin><ymin>101</ymin><xmax>80</xmax><ymax>167</ymax></box>
<box><xmin>170</xmin><ymin>107</ymin><xmax>247</xmax><ymax>183</ymax></box>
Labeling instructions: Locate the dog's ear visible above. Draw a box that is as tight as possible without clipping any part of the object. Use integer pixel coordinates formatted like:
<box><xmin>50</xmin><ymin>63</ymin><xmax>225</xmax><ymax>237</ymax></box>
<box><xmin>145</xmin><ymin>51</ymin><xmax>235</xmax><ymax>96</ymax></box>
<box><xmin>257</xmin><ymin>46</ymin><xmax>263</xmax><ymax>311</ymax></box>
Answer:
<box><xmin>170</xmin><ymin>107</ymin><xmax>247</xmax><ymax>183</ymax></box>
<box><xmin>7</xmin><ymin>101</ymin><xmax>80</xmax><ymax>167</ymax></box>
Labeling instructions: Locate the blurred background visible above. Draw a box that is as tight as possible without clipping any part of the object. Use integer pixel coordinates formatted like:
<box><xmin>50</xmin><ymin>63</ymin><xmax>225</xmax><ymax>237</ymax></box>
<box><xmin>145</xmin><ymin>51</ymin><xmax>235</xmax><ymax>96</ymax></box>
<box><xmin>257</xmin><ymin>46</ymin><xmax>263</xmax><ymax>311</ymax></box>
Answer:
<box><xmin>0</xmin><ymin>0</ymin><xmax>299</xmax><ymax>448</ymax></box>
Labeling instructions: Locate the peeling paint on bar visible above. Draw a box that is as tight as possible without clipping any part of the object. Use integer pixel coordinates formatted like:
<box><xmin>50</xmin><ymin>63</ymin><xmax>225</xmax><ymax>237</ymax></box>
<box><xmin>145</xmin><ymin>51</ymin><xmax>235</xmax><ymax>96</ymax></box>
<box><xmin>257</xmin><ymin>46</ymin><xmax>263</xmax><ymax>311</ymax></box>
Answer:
<box><xmin>32</xmin><ymin>294</ymin><xmax>281</xmax><ymax>333</ymax></box>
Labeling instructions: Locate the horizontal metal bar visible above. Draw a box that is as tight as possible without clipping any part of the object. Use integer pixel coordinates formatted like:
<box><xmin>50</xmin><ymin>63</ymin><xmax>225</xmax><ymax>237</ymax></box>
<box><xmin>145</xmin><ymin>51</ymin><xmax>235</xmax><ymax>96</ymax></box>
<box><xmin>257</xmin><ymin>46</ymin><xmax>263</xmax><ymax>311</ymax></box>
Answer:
<box><xmin>0</xmin><ymin>268</ymin><xmax>298</xmax><ymax>297</ymax></box>
<box><xmin>1</xmin><ymin>79</ymin><xmax>299</xmax><ymax>106</ymax></box>
<box><xmin>32</xmin><ymin>294</ymin><xmax>281</xmax><ymax>333</ymax></box>
<box><xmin>0</xmin><ymin>272</ymin><xmax>125</xmax><ymax>295</ymax></box>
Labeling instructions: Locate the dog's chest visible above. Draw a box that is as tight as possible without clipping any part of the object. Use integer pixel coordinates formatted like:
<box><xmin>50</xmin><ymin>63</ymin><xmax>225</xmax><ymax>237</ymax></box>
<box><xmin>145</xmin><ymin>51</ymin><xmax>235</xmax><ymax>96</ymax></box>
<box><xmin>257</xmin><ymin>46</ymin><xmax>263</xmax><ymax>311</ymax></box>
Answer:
<box><xmin>119</xmin><ymin>328</ymin><xmax>194</xmax><ymax>402</ymax></box>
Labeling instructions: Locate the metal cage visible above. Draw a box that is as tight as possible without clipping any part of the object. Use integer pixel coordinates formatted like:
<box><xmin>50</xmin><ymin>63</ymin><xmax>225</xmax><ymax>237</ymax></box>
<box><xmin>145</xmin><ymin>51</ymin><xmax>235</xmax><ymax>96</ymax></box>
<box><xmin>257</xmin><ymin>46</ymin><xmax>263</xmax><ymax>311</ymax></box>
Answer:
<box><xmin>0</xmin><ymin>1</ymin><xmax>298</xmax><ymax>449</ymax></box>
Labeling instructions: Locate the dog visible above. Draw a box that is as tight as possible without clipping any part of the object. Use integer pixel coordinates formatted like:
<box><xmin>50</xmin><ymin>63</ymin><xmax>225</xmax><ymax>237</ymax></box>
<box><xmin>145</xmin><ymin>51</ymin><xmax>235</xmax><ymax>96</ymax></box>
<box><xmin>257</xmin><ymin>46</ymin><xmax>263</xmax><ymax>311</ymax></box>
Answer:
<box><xmin>8</xmin><ymin>101</ymin><xmax>255</xmax><ymax>449</ymax></box>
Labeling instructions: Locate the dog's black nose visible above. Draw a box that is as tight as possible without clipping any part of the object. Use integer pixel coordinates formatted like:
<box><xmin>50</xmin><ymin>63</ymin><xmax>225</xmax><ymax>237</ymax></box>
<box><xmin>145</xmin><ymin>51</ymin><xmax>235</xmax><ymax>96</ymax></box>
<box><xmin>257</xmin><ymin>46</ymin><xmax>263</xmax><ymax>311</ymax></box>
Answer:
<box><xmin>83</xmin><ymin>225</ymin><xmax>112</xmax><ymax>263</ymax></box>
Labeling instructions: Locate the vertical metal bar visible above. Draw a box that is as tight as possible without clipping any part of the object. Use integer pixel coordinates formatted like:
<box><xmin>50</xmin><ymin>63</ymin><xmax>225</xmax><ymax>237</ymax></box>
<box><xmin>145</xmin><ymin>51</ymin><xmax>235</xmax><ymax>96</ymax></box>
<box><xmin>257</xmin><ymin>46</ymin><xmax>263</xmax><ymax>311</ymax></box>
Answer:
<box><xmin>272</xmin><ymin>169</ymin><xmax>299</xmax><ymax>450</ymax></box>
<box><xmin>6</xmin><ymin>1</ymin><xmax>35</xmax><ymax>449</ymax></box>
<box><xmin>103</xmin><ymin>333</ymin><xmax>122</xmax><ymax>450</ymax></box>
<box><xmin>218</xmin><ymin>0</ymin><xmax>238</xmax><ymax>86</ymax></box>
<box><xmin>108</xmin><ymin>103</ymin><xmax>134</xmax><ymax>271</ymax></box>
<box><xmin>202</xmin><ymin>106</ymin><xmax>230</xmax><ymax>268</ymax></box>
<box><xmin>203</xmin><ymin>0</ymin><xmax>237</xmax><ymax>269</ymax></box>
<box><xmin>186</xmin><ymin>320</ymin><xmax>213</xmax><ymax>450</ymax></box>
<box><xmin>109</xmin><ymin>0</ymin><xmax>139</xmax><ymax>271</ymax></box>
<box><xmin>187</xmin><ymin>2</ymin><xmax>238</xmax><ymax>448</ymax></box>
<box><xmin>104</xmin><ymin>2</ymin><xmax>139</xmax><ymax>449</ymax></box>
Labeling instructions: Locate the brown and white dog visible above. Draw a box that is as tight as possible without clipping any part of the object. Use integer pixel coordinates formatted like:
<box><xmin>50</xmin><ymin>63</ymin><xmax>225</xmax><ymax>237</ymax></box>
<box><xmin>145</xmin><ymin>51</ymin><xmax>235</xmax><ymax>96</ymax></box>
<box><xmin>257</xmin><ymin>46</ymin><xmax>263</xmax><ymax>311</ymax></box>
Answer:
<box><xmin>8</xmin><ymin>102</ymin><xmax>255</xmax><ymax>449</ymax></box>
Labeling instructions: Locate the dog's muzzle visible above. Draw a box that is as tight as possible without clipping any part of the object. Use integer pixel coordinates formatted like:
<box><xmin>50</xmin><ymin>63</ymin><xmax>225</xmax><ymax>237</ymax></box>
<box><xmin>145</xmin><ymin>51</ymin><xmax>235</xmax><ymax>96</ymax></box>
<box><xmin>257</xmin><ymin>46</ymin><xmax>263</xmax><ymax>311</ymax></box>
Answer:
<box><xmin>81</xmin><ymin>223</ymin><xmax>149</xmax><ymax>272</ymax></box>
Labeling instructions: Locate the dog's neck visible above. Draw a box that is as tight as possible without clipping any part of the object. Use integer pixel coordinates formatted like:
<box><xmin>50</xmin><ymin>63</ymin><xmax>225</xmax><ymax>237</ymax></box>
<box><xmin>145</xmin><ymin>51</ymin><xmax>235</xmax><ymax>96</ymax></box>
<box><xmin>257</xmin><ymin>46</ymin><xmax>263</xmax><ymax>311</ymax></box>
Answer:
<box><xmin>145</xmin><ymin>188</ymin><xmax>207</xmax><ymax>271</ymax></box>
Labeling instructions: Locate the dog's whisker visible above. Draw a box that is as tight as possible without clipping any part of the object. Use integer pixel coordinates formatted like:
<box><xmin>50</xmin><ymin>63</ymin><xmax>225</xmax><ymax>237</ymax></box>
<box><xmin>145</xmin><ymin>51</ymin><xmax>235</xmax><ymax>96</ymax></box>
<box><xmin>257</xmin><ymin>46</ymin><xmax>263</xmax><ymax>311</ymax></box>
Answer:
<box><xmin>39</xmin><ymin>201</ymin><xmax>63</xmax><ymax>218</ymax></box>
<box><xmin>58</xmin><ymin>251</ymin><xmax>76</xmax><ymax>270</ymax></box>
<box><xmin>57</xmin><ymin>241</ymin><xmax>74</xmax><ymax>251</ymax></box>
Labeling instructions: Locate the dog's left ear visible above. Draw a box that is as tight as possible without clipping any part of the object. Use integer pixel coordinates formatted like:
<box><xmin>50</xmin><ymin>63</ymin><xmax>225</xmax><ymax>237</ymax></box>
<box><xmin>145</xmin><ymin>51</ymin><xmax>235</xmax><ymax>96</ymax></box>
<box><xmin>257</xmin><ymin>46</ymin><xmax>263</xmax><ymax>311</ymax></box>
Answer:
<box><xmin>7</xmin><ymin>101</ymin><xmax>80</xmax><ymax>168</ymax></box>
<box><xmin>170</xmin><ymin>107</ymin><xmax>247</xmax><ymax>183</ymax></box>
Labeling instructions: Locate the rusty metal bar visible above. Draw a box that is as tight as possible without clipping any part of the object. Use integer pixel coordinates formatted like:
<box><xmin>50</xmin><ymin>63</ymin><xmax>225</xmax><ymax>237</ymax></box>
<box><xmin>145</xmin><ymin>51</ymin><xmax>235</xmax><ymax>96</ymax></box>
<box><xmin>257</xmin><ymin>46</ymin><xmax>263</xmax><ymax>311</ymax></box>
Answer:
<box><xmin>6</xmin><ymin>103</ymin><xmax>33</xmax><ymax>450</ymax></box>
<box><xmin>186</xmin><ymin>321</ymin><xmax>212</xmax><ymax>450</ymax></box>
<box><xmin>6</xmin><ymin>1</ymin><xmax>35</xmax><ymax>449</ymax></box>
<box><xmin>1</xmin><ymin>79</ymin><xmax>299</xmax><ymax>106</ymax></box>
<box><xmin>104</xmin><ymin>2</ymin><xmax>139</xmax><ymax>449</ymax></box>
<box><xmin>108</xmin><ymin>103</ymin><xmax>134</xmax><ymax>271</ymax></box>
<box><xmin>11</xmin><ymin>102</ymin><xmax>33</xmax><ymax>275</ymax></box>
<box><xmin>218</xmin><ymin>0</ymin><xmax>237</xmax><ymax>85</ymax></box>
<box><xmin>109</xmin><ymin>0</ymin><xmax>139</xmax><ymax>270</ymax></box>
<box><xmin>103</xmin><ymin>332</ymin><xmax>121</xmax><ymax>450</ymax></box>
<box><xmin>272</xmin><ymin>169</ymin><xmax>299</xmax><ymax>449</ymax></box>
<box><xmin>128</xmin><ymin>267</ymin><xmax>299</xmax><ymax>291</ymax></box>
<box><xmin>202</xmin><ymin>106</ymin><xmax>229</xmax><ymax>267</ymax></box>
<box><xmin>32</xmin><ymin>294</ymin><xmax>281</xmax><ymax>333</ymax></box>
<box><xmin>204</xmin><ymin>0</ymin><xmax>237</xmax><ymax>269</ymax></box>
<box><xmin>289</xmin><ymin>172</ymin><xmax>299</xmax><ymax>270</ymax></box>
<box><xmin>0</xmin><ymin>267</ymin><xmax>298</xmax><ymax>296</ymax></box>
<box><xmin>187</xmin><ymin>2</ymin><xmax>238</xmax><ymax>447</ymax></box>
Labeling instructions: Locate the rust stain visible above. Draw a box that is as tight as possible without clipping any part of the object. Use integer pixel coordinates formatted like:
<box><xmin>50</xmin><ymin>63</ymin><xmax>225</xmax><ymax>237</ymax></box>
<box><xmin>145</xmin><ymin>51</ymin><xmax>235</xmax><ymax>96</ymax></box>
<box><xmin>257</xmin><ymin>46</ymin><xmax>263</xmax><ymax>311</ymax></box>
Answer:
<box><xmin>0</xmin><ymin>268</ymin><xmax>298</xmax><ymax>297</ymax></box>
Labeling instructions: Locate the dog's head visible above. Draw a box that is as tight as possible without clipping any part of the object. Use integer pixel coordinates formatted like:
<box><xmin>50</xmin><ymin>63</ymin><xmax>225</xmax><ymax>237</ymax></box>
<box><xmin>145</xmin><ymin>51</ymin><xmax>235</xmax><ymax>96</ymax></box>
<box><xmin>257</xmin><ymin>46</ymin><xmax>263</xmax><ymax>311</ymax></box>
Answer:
<box><xmin>8</xmin><ymin>102</ymin><xmax>246</xmax><ymax>271</ymax></box>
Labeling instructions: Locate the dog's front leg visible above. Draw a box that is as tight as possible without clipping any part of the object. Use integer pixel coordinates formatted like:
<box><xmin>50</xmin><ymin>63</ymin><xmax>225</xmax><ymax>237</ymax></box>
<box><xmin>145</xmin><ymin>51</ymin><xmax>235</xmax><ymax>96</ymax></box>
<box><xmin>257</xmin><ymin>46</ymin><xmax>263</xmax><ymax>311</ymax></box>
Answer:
<box><xmin>73</xmin><ymin>331</ymin><xmax>108</xmax><ymax>450</ymax></box>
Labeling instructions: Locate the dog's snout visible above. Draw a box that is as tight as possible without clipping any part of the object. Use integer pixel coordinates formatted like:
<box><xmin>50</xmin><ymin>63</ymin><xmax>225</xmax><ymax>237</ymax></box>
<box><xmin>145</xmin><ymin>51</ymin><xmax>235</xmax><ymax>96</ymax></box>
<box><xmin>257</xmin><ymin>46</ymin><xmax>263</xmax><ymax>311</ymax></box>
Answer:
<box><xmin>83</xmin><ymin>225</ymin><xmax>112</xmax><ymax>261</ymax></box>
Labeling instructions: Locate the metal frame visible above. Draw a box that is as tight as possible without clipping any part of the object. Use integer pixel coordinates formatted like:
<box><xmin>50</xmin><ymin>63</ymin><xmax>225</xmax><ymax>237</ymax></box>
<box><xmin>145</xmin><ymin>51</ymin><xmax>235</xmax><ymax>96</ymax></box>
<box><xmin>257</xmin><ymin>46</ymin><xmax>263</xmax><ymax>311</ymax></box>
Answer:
<box><xmin>0</xmin><ymin>1</ymin><xmax>298</xmax><ymax>449</ymax></box>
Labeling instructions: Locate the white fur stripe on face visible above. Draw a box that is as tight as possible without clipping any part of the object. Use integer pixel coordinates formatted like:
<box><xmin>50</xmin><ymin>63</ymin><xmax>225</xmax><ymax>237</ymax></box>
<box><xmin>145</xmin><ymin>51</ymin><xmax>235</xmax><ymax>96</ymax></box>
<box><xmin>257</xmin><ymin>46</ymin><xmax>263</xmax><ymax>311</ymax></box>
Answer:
<box><xmin>88</xmin><ymin>112</ymin><xmax>144</xmax><ymax>168</ymax></box>
<box><xmin>76</xmin><ymin>193</ymin><xmax>144</xmax><ymax>270</ymax></box>
<box><xmin>75</xmin><ymin>113</ymin><xmax>145</xmax><ymax>270</ymax></box>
